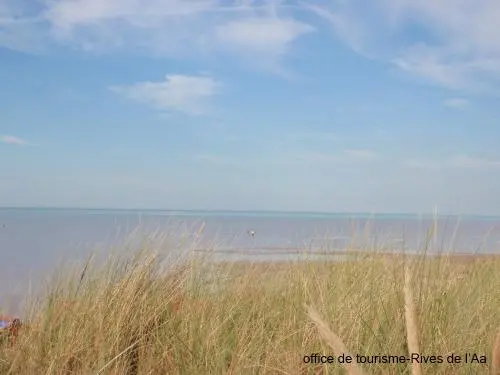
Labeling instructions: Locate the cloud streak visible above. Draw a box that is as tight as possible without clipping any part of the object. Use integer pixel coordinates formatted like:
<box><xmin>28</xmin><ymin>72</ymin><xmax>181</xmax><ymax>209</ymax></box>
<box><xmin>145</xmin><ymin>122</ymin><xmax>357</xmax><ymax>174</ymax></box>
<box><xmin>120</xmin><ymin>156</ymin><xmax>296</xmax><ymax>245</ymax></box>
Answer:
<box><xmin>110</xmin><ymin>74</ymin><xmax>222</xmax><ymax>115</ymax></box>
<box><xmin>403</xmin><ymin>155</ymin><xmax>500</xmax><ymax>170</ymax></box>
<box><xmin>1</xmin><ymin>135</ymin><xmax>32</xmax><ymax>146</ymax></box>
<box><xmin>444</xmin><ymin>98</ymin><xmax>469</xmax><ymax>109</ymax></box>
<box><xmin>193</xmin><ymin>148</ymin><xmax>379</xmax><ymax>167</ymax></box>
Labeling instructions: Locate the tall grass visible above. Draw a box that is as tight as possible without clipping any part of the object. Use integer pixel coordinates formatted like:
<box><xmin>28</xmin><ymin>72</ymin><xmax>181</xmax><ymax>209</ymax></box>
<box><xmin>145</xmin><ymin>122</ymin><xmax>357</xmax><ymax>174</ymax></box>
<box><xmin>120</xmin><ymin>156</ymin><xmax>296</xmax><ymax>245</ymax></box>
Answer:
<box><xmin>1</xmin><ymin>234</ymin><xmax>500</xmax><ymax>374</ymax></box>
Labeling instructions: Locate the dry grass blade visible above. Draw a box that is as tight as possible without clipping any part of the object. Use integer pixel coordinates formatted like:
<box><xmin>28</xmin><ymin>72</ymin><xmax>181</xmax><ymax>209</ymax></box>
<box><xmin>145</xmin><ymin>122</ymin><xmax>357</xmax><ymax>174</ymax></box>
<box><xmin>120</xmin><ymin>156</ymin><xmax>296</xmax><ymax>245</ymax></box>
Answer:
<box><xmin>404</xmin><ymin>265</ymin><xmax>422</xmax><ymax>375</ymax></box>
<box><xmin>492</xmin><ymin>329</ymin><xmax>500</xmax><ymax>375</ymax></box>
<box><xmin>95</xmin><ymin>339</ymin><xmax>141</xmax><ymax>375</ymax></box>
<box><xmin>305</xmin><ymin>305</ymin><xmax>366</xmax><ymax>375</ymax></box>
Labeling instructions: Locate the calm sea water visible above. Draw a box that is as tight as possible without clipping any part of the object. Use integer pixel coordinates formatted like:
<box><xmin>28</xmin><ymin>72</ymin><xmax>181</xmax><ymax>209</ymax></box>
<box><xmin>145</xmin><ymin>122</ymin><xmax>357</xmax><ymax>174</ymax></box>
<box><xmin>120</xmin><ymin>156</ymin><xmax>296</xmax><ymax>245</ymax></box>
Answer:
<box><xmin>1</xmin><ymin>208</ymin><xmax>500</xmax><ymax>314</ymax></box>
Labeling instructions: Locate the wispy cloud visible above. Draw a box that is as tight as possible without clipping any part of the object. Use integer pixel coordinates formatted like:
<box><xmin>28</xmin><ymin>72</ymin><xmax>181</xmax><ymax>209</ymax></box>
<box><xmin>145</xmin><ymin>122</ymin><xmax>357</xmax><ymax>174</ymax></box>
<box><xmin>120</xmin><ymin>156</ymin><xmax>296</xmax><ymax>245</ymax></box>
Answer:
<box><xmin>110</xmin><ymin>74</ymin><xmax>222</xmax><ymax>115</ymax></box>
<box><xmin>1</xmin><ymin>135</ymin><xmax>32</xmax><ymax>146</ymax></box>
<box><xmin>444</xmin><ymin>97</ymin><xmax>469</xmax><ymax>109</ymax></box>
<box><xmin>402</xmin><ymin>159</ymin><xmax>441</xmax><ymax>170</ymax></box>
<box><xmin>214</xmin><ymin>16</ymin><xmax>314</xmax><ymax>65</ymax></box>
<box><xmin>287</xmin><ymin>152</ymin><xmax>341</xmax><ymax>164</ymax></box>
<box><xmin>192</xmin><ymin>153</ymin><xmax>241</xmax><ymax>166</ymax></box>
<box><xmin>300</xmin><ymin>2</ymin><xmax>369</xmax><ymax>57</ymax></box>
<box><xmin>403</xmin><ymin>155</ymin><xmax>500</xmax><ymax>170</ymax></box>
<box><xmin>450</xmin><ymin>155</ymin><xmax>500</xmax><ymax>169</ymax></box>
<box><xmin>285</xmin><ymin>149</ymin><xmax>378</xmax><ymax>165</ymax></box>
<box><xmin>193</xmin><ymin>148</ymin><xmax>379</xmax><ymax>167</ymax></box>
<box><xmin>306</xmin><ymin>0</ymin><xmax>500</xmax><ymax>92</ymax></box>
<box><xmin>343</xmin><ymin>149</ymin><xmax>377</xmax><ymax>160</ymax></box>
<box><xmin>0</xmin><ymin>0</ymin><xmax>314</xmax><ymax>73</ymax></box>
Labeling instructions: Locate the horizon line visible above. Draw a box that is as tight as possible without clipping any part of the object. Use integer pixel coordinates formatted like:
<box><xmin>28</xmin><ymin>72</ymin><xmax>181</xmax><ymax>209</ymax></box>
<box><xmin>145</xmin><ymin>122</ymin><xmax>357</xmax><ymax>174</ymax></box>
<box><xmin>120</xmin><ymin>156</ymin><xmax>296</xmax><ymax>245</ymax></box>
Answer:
<box><xmin>1</xmin><ymin>206</ymin><xmax>499</xmax><ymax>218</ymax></box>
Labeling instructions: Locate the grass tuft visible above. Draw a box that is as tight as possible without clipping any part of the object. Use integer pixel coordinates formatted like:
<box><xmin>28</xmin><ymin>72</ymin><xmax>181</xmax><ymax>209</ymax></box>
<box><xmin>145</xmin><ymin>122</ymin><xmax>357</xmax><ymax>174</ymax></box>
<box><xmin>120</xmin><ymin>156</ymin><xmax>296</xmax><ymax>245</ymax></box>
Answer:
<box><xmin>1</xmin><ymin>232</ymin><xmax>500</xmax><ymax>374</ymax></box>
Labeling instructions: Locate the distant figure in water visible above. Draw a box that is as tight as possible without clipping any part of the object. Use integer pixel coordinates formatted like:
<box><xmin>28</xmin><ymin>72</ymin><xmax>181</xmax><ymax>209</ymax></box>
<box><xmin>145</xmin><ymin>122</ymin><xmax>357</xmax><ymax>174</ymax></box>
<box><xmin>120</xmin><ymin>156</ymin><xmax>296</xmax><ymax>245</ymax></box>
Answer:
<box><xmin>247</xmin><ymin>230</ymin><xmax>256</xmax><ymax>239</ymax></box>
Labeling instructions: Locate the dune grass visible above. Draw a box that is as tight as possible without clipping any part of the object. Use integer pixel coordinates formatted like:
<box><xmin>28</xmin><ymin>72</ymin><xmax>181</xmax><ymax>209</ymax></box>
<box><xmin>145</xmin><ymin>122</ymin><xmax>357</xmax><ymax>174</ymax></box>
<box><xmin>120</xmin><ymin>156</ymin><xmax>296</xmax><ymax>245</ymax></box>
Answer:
<box><xmin>1</xmin><ymin>236</ymin><xmax>500</xmax><ymax>374</ymax></box>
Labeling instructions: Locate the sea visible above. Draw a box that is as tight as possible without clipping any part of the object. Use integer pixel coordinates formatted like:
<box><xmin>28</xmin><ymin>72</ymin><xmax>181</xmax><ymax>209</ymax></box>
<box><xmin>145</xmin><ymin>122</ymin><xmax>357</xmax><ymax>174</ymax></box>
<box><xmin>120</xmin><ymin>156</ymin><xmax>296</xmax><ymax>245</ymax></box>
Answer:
<box><xmin>1</xmin><ymin>208</ymin><xmax>500</xmax><ymax>315</ymax></box>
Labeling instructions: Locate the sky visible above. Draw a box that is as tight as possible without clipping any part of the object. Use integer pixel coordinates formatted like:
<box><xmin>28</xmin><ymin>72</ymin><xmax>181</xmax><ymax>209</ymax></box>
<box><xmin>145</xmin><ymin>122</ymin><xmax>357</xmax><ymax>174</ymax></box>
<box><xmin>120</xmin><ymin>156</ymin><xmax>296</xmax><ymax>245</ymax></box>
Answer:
<box><xmin>1</xmin><ymin>0</ymin><xmax>500</xmax><ymax>215</ymax></box>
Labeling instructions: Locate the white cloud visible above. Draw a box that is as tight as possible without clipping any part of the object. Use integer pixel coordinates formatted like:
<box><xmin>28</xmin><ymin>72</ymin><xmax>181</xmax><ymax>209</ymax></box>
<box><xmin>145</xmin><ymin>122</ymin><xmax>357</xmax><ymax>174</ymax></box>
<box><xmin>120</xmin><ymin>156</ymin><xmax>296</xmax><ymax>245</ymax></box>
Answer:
<box><xmin>215</xmin><ymin>17</ymin><xmax>314</xmax><ymax>56</ymax></box>
<box><xmin>444</xmin><ymin>97</ymin><xmax>469</xmax><ymax>109</ymax></box>
<box><xmin>0</xmin><ymin>1</ymin><xmax>47</xmax><ymax>53</ymax></box>
<box><xmin>1</xmin><ymin>135</ymin><xmax>31</xmax><ymax>146</ymax></box>
<box><xmin>392</xmin><ymin>45</ymin><xmax>473</xmax><ymax>90</ymax></box>
<box><xmin>306</xmin><ymin>0</ymin><xmax>500</xmax><ymax>92</ymax></box>
<box><xmin>45</xmin><ymin>0</ymin><xmax>208</xmax><ymax>29</ymax></box>
<box><xmin>110</xmin><ymin>74</ymin><xmax>221</xmax><ymax>115</ymax></box>
<box><xmin>0</xmin><ymin>0</ymin><xmax>313</xmax><ymax>73</ymax></box>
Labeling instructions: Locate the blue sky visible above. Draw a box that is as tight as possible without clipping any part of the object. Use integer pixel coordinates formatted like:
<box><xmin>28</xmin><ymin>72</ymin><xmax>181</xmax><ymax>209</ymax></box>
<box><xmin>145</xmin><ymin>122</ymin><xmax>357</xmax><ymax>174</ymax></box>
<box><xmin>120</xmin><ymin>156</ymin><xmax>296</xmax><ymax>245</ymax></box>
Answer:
<box><xmin>1</xmin><ymin>0</ymin><xmax>500</xmax><ymax>214</ymax></box>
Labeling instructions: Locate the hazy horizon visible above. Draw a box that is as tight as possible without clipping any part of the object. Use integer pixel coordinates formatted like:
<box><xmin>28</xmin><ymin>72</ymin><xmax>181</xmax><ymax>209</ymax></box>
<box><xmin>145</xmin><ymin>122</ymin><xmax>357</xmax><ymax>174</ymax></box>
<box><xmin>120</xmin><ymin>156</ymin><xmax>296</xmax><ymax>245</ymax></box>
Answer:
<box><xmin>2</xmin><ymin>206</ymin><xmax>500</xmax><ymax>218</ymax></box>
